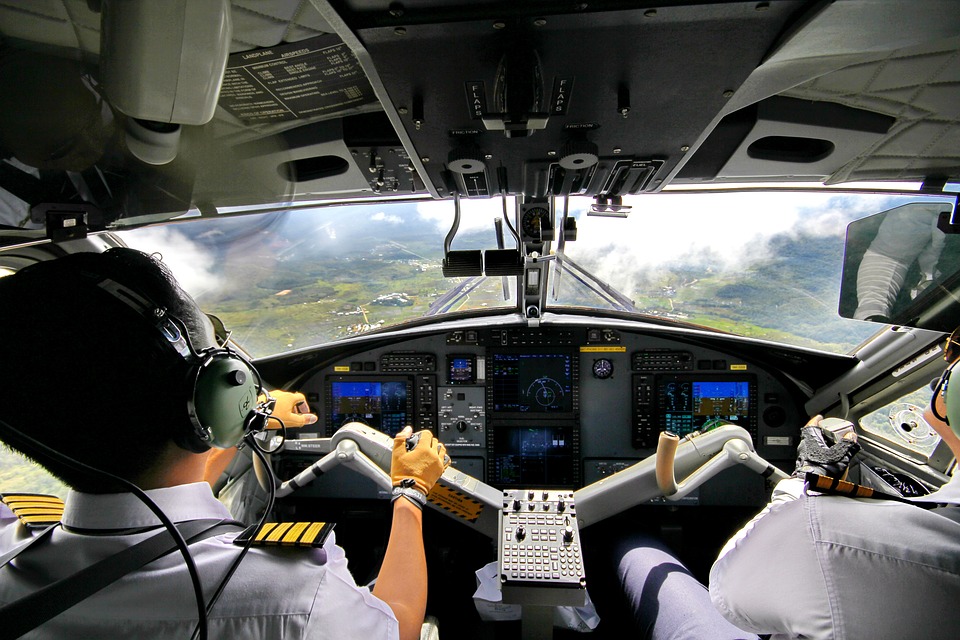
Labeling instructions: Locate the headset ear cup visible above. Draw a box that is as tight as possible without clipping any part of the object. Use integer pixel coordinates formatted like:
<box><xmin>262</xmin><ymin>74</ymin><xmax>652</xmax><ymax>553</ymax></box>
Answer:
<box><xmin>188</xmin><ymin>355</ymin><xmax>260</xmax><ymax>450</ymax></box>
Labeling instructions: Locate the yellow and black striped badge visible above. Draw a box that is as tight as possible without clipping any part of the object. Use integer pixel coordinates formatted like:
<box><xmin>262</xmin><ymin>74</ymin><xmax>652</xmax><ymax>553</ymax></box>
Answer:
<box><xmin>1</xmin><ymin>493</ymin><xmax>65</xmax><ymax>528</ymax></box>
<box><xmin>804</xmin><ymin>472</ymin><xmax>913</xmax><ymax>503</ymax></box>
<box><xmin>234</xmin><ymin>521</ymin><xmax>335</xmax><ymax>548</ymax></box>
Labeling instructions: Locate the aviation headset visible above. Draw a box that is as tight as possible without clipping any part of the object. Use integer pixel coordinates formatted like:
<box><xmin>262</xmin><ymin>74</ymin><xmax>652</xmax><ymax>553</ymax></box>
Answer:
<box><xmin>93</xmin><ymin>276</ymin><xmax>270</xmax><ymax>453</ymax></box>
<box><xmin>929</xmin><ymin>324</ymin><xmax>960</xmax><ymax>438</ymax></box>
<box><xmin>935</xmin><ymin>358</ymin><xmax>960</xmax><ymax>439</ymax></box>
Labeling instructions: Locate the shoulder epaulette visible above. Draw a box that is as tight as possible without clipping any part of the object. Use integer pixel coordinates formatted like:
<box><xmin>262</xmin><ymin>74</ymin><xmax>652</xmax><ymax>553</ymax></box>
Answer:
<box><xmin>0</xmin><ymin>493</ymin><xmax>65</xmax><ymax>528</ymax></box>
<box><xmin>805</xmin><ymin>472</ymin><xmax>917</xmax><ymax>505</ymax></box>
<box><xmin>233</xmin><ymin>521</ymin><xmax>335</xmax><ymax>548</ymax></box>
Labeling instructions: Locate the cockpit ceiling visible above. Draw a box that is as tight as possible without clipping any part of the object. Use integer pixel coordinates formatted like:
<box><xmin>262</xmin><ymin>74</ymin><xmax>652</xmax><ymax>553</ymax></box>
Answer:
<box><xmin>0</xmin><ymin>1</ymin><xmax>959</xmax><ymax>232</ymax></box>
<box><xmin>351</xmin><ymin>1</ymin><xmax>807</xmax><ymax>198</ymax></box>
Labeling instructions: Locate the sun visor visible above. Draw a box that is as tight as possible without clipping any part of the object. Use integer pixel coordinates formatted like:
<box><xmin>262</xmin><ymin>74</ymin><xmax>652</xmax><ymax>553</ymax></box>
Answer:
<box><xmin>839</xmin><ymin>201</ymin><xmax>960</xmax><ymax>333</ymax></box>
<box><xmin>100</xmin><ymin>0</ymin><xmax>232</xmax><ymax>125</ymax></box>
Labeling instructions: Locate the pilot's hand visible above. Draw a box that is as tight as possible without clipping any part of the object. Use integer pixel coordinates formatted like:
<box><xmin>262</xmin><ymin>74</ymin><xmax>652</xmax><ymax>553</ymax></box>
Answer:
<box><xmin>793</xmin><ymin>415</ymin><xmax>860</xmax><ymax>479</ymax></box>
<box><xmin>261</xmin><ymin>390</ymin><xmax>318</xmax><ymax>429</ymax></box>
<box><xmin>390</xmin><ymin>427</ymin><xmax>449</xmax><ymax>505</ymax></box>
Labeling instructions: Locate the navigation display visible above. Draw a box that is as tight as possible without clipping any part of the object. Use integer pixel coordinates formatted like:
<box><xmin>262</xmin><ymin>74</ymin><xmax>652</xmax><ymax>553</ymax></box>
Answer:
<box><xmin>489</xmin><ymin>425</ymin><xmax>577</xmax><ymax>487</ymax></box>
<box><xmin>328</xmin><ymin>378</ymin><xmax>410</xmax><ymax>436</ymax></box>
<box><xmin>658</xmin><ymin>376</ymin><xmax>754</xmax><ymax>437</ymax></box>
<box><xmin>490</xmin><ymin>352</ymin><xmax>575</xmax><ymax>414</ymax></box>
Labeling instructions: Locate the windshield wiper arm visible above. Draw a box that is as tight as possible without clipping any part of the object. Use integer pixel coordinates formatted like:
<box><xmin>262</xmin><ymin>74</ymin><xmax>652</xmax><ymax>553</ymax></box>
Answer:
<box><xmin>554</xmin><ymin>254</ymin><xmax>637</xmax><ymax>312</ymax></box>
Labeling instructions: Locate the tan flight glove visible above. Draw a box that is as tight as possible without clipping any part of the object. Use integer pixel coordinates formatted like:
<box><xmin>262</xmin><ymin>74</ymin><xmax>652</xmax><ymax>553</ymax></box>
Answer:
<box><xmin>259</xmin><ymin>390</ymin><xmax>318</xmax><ymax>429</ymax></box>
<box><xmin>390</xmin><ymin>426</ymin><xmax>449</xmax><ymax>509</ymax></box>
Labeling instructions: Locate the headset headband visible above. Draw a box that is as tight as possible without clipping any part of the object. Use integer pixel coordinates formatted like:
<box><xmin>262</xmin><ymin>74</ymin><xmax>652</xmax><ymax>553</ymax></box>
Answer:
<box><xmin>92</xmin><ymin>276</ymin><xmax>268</xmax><ymax>450</ymax></box>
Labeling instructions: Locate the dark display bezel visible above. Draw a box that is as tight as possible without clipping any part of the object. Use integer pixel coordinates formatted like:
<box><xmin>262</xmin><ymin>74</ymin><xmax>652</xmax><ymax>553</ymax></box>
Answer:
<box><xmin>325</xmin><ymin>375</ymin><xmax>414</xmax><ymax>437</ymax></box>
<box><xmin>486</xmin><ymin>422</ymin><xmax>581</xmax><ymax>489</ymax></box>
<box><xmin>486</xmin><ymin>349</ymin><xmax>579</xmax><ymax>420</ymax></box>
<box><xmin>654</xmin><ymin>373</ymin><xmax>758</xmax><ymax>437</ymax></box>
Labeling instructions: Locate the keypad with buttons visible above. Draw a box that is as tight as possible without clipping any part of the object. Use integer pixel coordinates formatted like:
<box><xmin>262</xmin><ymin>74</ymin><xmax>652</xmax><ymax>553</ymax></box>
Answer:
<box><xmin>498</xmin><ymin>490</ymin><xmax>585</xmax><ymax>589</ymax></box>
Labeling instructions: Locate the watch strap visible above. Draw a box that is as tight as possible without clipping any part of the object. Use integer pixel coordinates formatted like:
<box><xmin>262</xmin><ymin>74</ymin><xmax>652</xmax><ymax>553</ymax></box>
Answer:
<box><xmin>391</xmin><ymin>486</ymin><xmax>426</xmax><ymax>509</ymax></box>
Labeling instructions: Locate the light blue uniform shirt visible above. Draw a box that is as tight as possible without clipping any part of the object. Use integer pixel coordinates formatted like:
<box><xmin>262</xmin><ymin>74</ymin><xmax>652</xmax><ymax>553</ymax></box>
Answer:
<box><xmin>0</xmin><ymin>482</ymin><xmax>399</xmax><ymax>639</ymax></box>
<box><xmin>710</xmin><ymin>474</ymin><xmax>960</xmax><ymax>640</ymax></box>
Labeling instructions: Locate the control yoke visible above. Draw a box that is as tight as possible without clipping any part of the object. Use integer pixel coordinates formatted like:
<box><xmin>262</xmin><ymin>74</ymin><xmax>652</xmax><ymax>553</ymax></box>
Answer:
<box><xmin>655</xmin><ymin>428</ymin><xmax>790</xmax><ymax>501</ymax></box>
<box><xmin>274</xmin><ymin>423</ymin><xmax>787</xmax><ymax>640</ymax></box>
<box><xmin>278</xmin><ymin>423</ymin><xmax>788</xmax><ymax>538</ymax></box>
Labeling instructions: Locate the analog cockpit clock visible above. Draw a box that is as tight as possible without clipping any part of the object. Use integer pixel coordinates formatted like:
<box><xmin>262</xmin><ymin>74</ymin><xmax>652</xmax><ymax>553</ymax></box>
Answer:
<box><xmin>592</xmin><ymin>358</ymin><xmax>614</xmax><ymax>379</ymax></box>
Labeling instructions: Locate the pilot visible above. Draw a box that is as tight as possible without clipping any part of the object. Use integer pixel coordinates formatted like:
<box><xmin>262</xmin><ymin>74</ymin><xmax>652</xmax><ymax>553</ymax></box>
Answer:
<box><xmin>709</xmin><ymin>333</ymin><xmax>960</xmax><ymax>638</ymax></box>
<box><xmin>0</xmin><ymin>247</ymin><xmax>448</xmax><ymax>640</ymax></box>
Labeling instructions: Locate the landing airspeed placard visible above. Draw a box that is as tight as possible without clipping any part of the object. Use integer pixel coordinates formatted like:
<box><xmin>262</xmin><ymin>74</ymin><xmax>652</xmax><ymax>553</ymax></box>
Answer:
<box><xmin>219</xmin><ymin>35</ymin><xmax>377</xmax><ymax>125</ymax></box>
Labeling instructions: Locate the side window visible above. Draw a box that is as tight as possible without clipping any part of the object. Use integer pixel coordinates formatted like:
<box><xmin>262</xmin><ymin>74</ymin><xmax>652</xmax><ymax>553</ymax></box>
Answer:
<box><xmin>0</xmin><ymin>262</ymin><xmax>69</xmax><ymax>499</ymax></box>
<box><xmin>0</xmin><ymin>447</ymin><xmax>69</xmax><ymax>499</ymax></box>
<box><xmin>859</xmin><ymin>384</ymin><xmax>942</xmax><ymax>459</ymax></box>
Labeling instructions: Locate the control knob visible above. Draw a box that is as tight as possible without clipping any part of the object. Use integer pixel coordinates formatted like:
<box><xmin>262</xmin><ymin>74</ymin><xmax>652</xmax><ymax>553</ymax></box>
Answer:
<box><xmin>447</xmin><ymin>147</ymin><xmax>486</xmax><ymax>175</ymax></box>
<box><xmin>558</xmin><ymin>139</ymin><xmax>599</xmax><ymax>170</ymax></box>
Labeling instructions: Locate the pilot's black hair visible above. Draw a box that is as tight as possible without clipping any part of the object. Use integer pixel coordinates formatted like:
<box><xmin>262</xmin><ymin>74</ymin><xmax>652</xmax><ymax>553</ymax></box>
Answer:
<box><xmin>0</xmin><ymin>248</ymin><xmax>208</xmax><ymax>492</ymax></box>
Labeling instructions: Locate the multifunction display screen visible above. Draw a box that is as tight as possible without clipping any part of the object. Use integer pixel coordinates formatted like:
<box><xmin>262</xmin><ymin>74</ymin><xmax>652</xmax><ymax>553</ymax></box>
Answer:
<box><xmin>489</xmin><ymin>425</ymin><xmax>576</xmax><ymax>487</ymax></box>
<box><xmin>329</xmin><ymin>379</ymin><xmax>409</xmax><ymax>436</ymax></box>
<box><xmin>447</xmin><ymin>355</ymin><xmax>476</xmax><ymax>384</ymax></box>
<box><xmin>659</xmin><ymin>378</ymin><xmax>753</xmax><ymax>436</ymax></box>
<box><xmin>490</xmin><ymin>352</ymin><xmax>574</xmax><ymax>413</ymax></box>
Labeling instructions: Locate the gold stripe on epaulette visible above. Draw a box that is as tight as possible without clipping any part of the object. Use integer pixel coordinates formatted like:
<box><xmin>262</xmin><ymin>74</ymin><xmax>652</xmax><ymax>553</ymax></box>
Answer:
<box><xmin>804</xmin><ymin>472</ymin><xmax>912</xmax><ymax>504</ymax></box>
<box><xmin>254</xmin><ymin>522</ymin><xmax>278</xmax><ymax>542</ymax></box>
<box><xmin>19</xmin><ymin>514</ymin><xmax>61</xmax><ymax>524</ymax></box>
<box><xmin>265</xmin><ymin>522</ymin><xmax>294</xmax><ymax>542</ymax></box>
<box><xmin>10</xmin><ymin>507</ymin><xmax>62</xmax><ymax>516</ymax></box>
<box><xmin>2</xmin><ymin>494</ymin><xmax>63</xmax><ymax>505</ymax></box>
<box><xmin>282</xmin><ymin>521</ymin><xmax>310</xmax><ymax>545</ymax></box>
<box><xmin>1</xmin><ymin>493</ymin><xmax>65</xmax><ymax>528</ymax></box>
<box><xmin>236</xmin><ymin>522</ymin><xmax>334</xmax><ymax>548</ymax></box>
<box><xmin>300</xmin><ymin>522</ymin><xmax>326</xmax><ymax>545</ymax></box>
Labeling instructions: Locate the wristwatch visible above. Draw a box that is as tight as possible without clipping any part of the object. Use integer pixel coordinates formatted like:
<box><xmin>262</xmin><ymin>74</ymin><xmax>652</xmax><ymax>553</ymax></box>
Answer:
<box><xmin>390</xmin><ymin>478</ymin><xmax>427</xmax><ymax>509</ymax></box>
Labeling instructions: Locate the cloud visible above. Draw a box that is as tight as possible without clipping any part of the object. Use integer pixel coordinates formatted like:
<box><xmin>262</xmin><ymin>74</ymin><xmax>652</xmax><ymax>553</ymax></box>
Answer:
<box><xmin>371</xmin><ymin>211</ymin><xmax>403</xmax><ymax>224</ymax></box>
<box><xmin>415</xmin><ymin>198</ymin><xmax>512</xmax><ymax>234</ymax></box>
<box><xmin>118</xmin><ymin>226</ymin><xmax>224</xmax><ymax>297</ymax></box>
<box><xmin>561</xmin><ymin>191</ymin><xmax>906</xmax><ymax>297</ymax></box>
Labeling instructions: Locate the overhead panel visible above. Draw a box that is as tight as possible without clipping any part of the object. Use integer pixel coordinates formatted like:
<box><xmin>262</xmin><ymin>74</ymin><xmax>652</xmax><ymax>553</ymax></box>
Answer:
<box><xmin>342</xmin><ymin>1</ymin><xmax>808</xmax><ymax>197</ymax></box>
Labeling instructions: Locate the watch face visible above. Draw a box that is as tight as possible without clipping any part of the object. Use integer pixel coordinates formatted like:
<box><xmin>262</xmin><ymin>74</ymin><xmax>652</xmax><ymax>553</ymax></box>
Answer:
<box><xmin>521</xmin><ymin>206</ymin><xmax>550</xmax><ymax>240</ymax></box>
<box><xmin>592</xmin><ymin>358</ymin><xmax>613</xmax><ymax>379</ymax></box>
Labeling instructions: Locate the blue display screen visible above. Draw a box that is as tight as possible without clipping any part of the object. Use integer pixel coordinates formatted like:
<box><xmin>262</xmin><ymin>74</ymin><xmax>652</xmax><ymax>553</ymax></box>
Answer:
<box><xmin>660</xmin><ymin>378</ymin><xmax>751</xmax><ymax>436</ymax></box>
<box><xmin>330</xmin><ymin>380</ymin><xmax>409</xmax><ymax>436</ymax></box>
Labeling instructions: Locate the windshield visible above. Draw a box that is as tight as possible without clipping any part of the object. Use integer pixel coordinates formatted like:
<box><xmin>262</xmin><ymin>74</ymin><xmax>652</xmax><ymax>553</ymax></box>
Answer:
<box><xmin>119</xmin><ymin>200</ymin><xmax>517</xmax><ymax>357</ymax></box>
<box><xmin>116</xmin><ymin>189</ymin><xmax>955</xmax><ymax>358</ymax></box>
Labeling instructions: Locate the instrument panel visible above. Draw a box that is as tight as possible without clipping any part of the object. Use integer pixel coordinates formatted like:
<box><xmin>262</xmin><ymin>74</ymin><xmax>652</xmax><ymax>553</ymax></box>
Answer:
<box><xmin>280</xmin><ymin>325</ymin><xmax>804</xmax><ymax>505</ymax></box>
